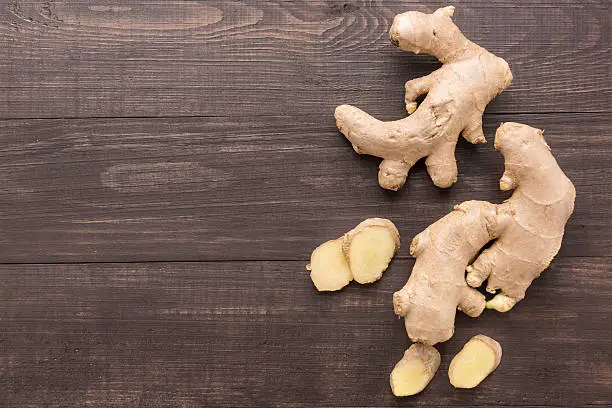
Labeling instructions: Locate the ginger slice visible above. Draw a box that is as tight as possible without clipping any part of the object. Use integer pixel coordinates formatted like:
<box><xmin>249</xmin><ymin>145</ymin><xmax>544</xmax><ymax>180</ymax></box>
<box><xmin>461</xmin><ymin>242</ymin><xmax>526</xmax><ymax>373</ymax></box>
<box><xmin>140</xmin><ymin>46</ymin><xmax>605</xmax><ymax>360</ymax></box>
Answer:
<box><xmin>343</xmin><ymin>218</ymin><xmax>400</xmax><ymax>284</ymax></box>
<box><xmin>390</xmin><ymin>343</ymin><xmax>440</xmax><ymax>397</ymax></box>
<box><xmin>307</xmin><ymin>218</ymin><xmax>400</xmax><ymax>291</ymax></box>
<box><xmin>448</xmin><ymin>335</ymin><xmax>502</xmax><ymax>389</ymax></box>
<box><xmin>307</xmin><ymin>238</ymin><xmax>352</xmax><ymax>291</ymax></box>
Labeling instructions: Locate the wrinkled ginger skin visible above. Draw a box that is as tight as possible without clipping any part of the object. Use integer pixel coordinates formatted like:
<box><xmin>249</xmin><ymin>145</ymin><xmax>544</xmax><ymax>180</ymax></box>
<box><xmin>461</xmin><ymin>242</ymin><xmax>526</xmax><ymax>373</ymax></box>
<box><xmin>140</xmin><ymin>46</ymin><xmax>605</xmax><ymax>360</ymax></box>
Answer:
<box><xmin>394</xmin><ymin>201</ymin><xmax>508</xmax><ymax>345</ymax></box>
<box><xmin>395</xmin><ymin>123</ymin><xmax>576</xmax><ymax>342</ymax></box>
<box><xmin>466</xmin><ymin>123</ymin><xmax>576</xmax><ymax>311</ymax></box>
<box><xmin>335</xmin><ymin>6</ymin><xmax>513</xmax><ymax>191</ymax></box>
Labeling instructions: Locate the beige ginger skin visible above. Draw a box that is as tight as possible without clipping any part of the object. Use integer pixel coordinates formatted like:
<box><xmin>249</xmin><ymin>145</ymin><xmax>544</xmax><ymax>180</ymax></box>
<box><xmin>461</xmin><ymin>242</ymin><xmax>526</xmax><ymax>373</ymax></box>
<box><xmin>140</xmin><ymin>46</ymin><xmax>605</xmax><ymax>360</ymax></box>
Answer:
<box><xmin>335</xmin><ymin>6</ymin><xmax>513</xmax><ymax>190</ymax></box>
<box><xmin>394</xmin><ymin>123</ymin><xmax>575</xmax><ymax>345</ymax></box>
<box><xmin>467</xmin><ymin>122</ymin><xmax>576</xmax><ymax>312</ymax></box>
<box><xmin>393</xmin><ymin>200</ymin><xmax>506</xmax><ymax>345</ymax></box>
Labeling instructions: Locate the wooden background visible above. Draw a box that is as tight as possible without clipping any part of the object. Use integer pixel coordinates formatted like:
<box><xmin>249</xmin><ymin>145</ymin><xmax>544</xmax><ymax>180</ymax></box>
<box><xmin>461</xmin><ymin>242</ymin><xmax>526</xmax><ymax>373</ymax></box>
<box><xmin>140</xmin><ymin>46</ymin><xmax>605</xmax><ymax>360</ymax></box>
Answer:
<box><xmin>0</xmin><ymin>1</ymin><xmax>610</xmax><ymax>406</ymax></box>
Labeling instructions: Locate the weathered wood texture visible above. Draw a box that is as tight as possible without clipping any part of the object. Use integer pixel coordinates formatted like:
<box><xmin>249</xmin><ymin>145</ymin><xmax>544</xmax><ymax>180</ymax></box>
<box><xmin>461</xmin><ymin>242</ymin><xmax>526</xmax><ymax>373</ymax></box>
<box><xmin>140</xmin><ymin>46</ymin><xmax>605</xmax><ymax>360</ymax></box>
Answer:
<box><xmin>0</xmin><ymin>1</ymin><xmax>610</xmax><ymax>407</ymax></box>
<box><xmin>0</xmin><ymin>1</ymin><xmax>609</xmax><ymax>119</ymax></box>
<box><xmin>0</xmin><ymin>113</ymin><xmax>609</xmax><ymax>262</ymax></box>
<box><xmin>0</xmin><ymin>259</ymin><xmax>610</xmax><ymax>407</ymax></box>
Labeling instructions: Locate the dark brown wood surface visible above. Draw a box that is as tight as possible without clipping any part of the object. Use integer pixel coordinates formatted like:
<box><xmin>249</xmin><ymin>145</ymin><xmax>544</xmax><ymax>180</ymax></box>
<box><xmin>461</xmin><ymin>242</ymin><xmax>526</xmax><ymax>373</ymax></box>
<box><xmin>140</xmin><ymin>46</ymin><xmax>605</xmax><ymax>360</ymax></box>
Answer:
<box><xmin>0</xmin><ymin>1</ymin><xmax>610</xmax><ymax>407</ymax></box>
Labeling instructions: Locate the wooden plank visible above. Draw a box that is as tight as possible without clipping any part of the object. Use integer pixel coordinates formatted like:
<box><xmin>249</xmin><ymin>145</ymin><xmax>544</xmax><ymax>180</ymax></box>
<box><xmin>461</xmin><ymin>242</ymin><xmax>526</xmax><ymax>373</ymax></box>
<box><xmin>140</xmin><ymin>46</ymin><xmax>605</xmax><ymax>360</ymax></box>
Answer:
<box><xmin>0</xmin><ymin>258</ymin><xmax>609</xmax><ymax>407</ymax></box>
<box><xmin>0</xmin><ymin>113</ymin><xmax>608</xmax><ymax>263</ymax></box>
<box><xmin>0</xmin><ymin>1</ymin><xmax>609</xmax><ymax>119</ymax></box>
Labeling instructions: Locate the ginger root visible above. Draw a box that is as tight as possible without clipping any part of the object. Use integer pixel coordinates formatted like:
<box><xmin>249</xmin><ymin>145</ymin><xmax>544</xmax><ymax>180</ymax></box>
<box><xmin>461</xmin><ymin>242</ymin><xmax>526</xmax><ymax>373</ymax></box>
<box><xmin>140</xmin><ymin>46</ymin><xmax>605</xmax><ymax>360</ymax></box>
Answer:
<box><xmin>390</xmin><ymin>343</ymin><xmax>440</xmax><ymax>397</ymax></box>
<box><xmin>393</xmin><ymin>201</ymin><xmax>504</xmax><ymax>345</ymax></box>
<box><xmin>448</xmin><ymin>335</ymin><xmax>502</xmax><ymax>388</ymax></box>
<box><xmin>307</xmin><ymin>218</ymin><xmax>399</xmax><ymax>291</ymax></box>
<box><xmin>335</xmin><ymin>6</ymin><xmax>512</xmax><ymax>190</ymax></box>
<box><xmin>394</xmin><ymin>122</ymin><xmax>575</xmax><ymax>344</ymax></box>
<box><xmin>467</xmin><ymin>123</ymin><xmax>576</xmax><ymax>312</ymax></box>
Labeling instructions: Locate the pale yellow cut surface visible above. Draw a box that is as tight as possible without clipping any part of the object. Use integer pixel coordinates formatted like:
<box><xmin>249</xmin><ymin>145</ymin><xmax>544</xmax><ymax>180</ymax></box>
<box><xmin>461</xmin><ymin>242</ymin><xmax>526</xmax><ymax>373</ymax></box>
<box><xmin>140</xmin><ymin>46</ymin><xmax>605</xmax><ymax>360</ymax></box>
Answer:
<box><xmin>390</xmin><ymin>358</ymin><xmax>430</xmax><ymax>396</ymax></box>
<box><xmin>308</xmin><ymin>238</ymin><xmax>352</xmax><ymax>291</ymax></box>
<box><xmin>449</xmin><ymin>339</ymin><xmax>497</xmax><ymax>388</ymax></box>
<box><xmin>348</xmin><ymin>227</ymin><xmax>397</xmax><ymax>283</ymax></box>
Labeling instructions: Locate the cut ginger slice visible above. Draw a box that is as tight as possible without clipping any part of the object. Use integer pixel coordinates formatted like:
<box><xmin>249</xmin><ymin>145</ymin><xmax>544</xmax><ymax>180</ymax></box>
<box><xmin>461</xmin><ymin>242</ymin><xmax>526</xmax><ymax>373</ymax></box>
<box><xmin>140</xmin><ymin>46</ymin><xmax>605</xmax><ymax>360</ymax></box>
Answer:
<box><xmin>307</xmin><ymin>218</ymin><xmax>400</xmax><ymax>291</ymax></box>
<box><xmin>344</xmin><ymin>222</ymin><xmax>399</xmax><ymax>284</ymax></box>
<box><xmin>307</xmin><ymin>238</ymin><xmax>352</xmax><ymax>291</ymax></box>
<box><xmin>390</xmin><ymin>343</ymin><xmax>440</xmax><ymax>397</ymax></box>
<box><xmin>448</xmin><ymin>335</ymin><xmax>502</xmax><ymax>388</ymax></box>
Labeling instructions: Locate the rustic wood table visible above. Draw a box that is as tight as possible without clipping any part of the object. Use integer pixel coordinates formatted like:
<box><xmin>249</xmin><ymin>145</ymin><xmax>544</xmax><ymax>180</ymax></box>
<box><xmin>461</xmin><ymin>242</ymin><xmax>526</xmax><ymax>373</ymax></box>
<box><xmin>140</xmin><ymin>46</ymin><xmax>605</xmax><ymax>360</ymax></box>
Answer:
<box><xmin>1</xmin><ymin>1</ymin><xmax>610</xmax><ymax>407</ymax></box>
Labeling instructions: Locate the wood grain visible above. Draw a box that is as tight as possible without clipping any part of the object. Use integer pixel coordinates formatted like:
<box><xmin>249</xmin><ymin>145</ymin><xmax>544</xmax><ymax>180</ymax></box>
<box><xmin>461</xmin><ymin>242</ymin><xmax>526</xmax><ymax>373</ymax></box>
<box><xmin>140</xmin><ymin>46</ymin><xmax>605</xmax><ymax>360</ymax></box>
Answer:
<box><xmin>1</xmin><ymin>1</ymin><xmax>609</xmax><ymax>406</ymax></box>
<box><xmin>0</xmin><ymin>113</ymin><xmax>609</xmax><ymax>263</ymax></box>
<box><xmin>0</xmin><ymin>258</ymin><xmax>609</xmax><ymax>407</ymax></box>
<box><xmin>0</xmin><ymin>1</ymin><xmax>609</xmax><ymax>119</ymax></box>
